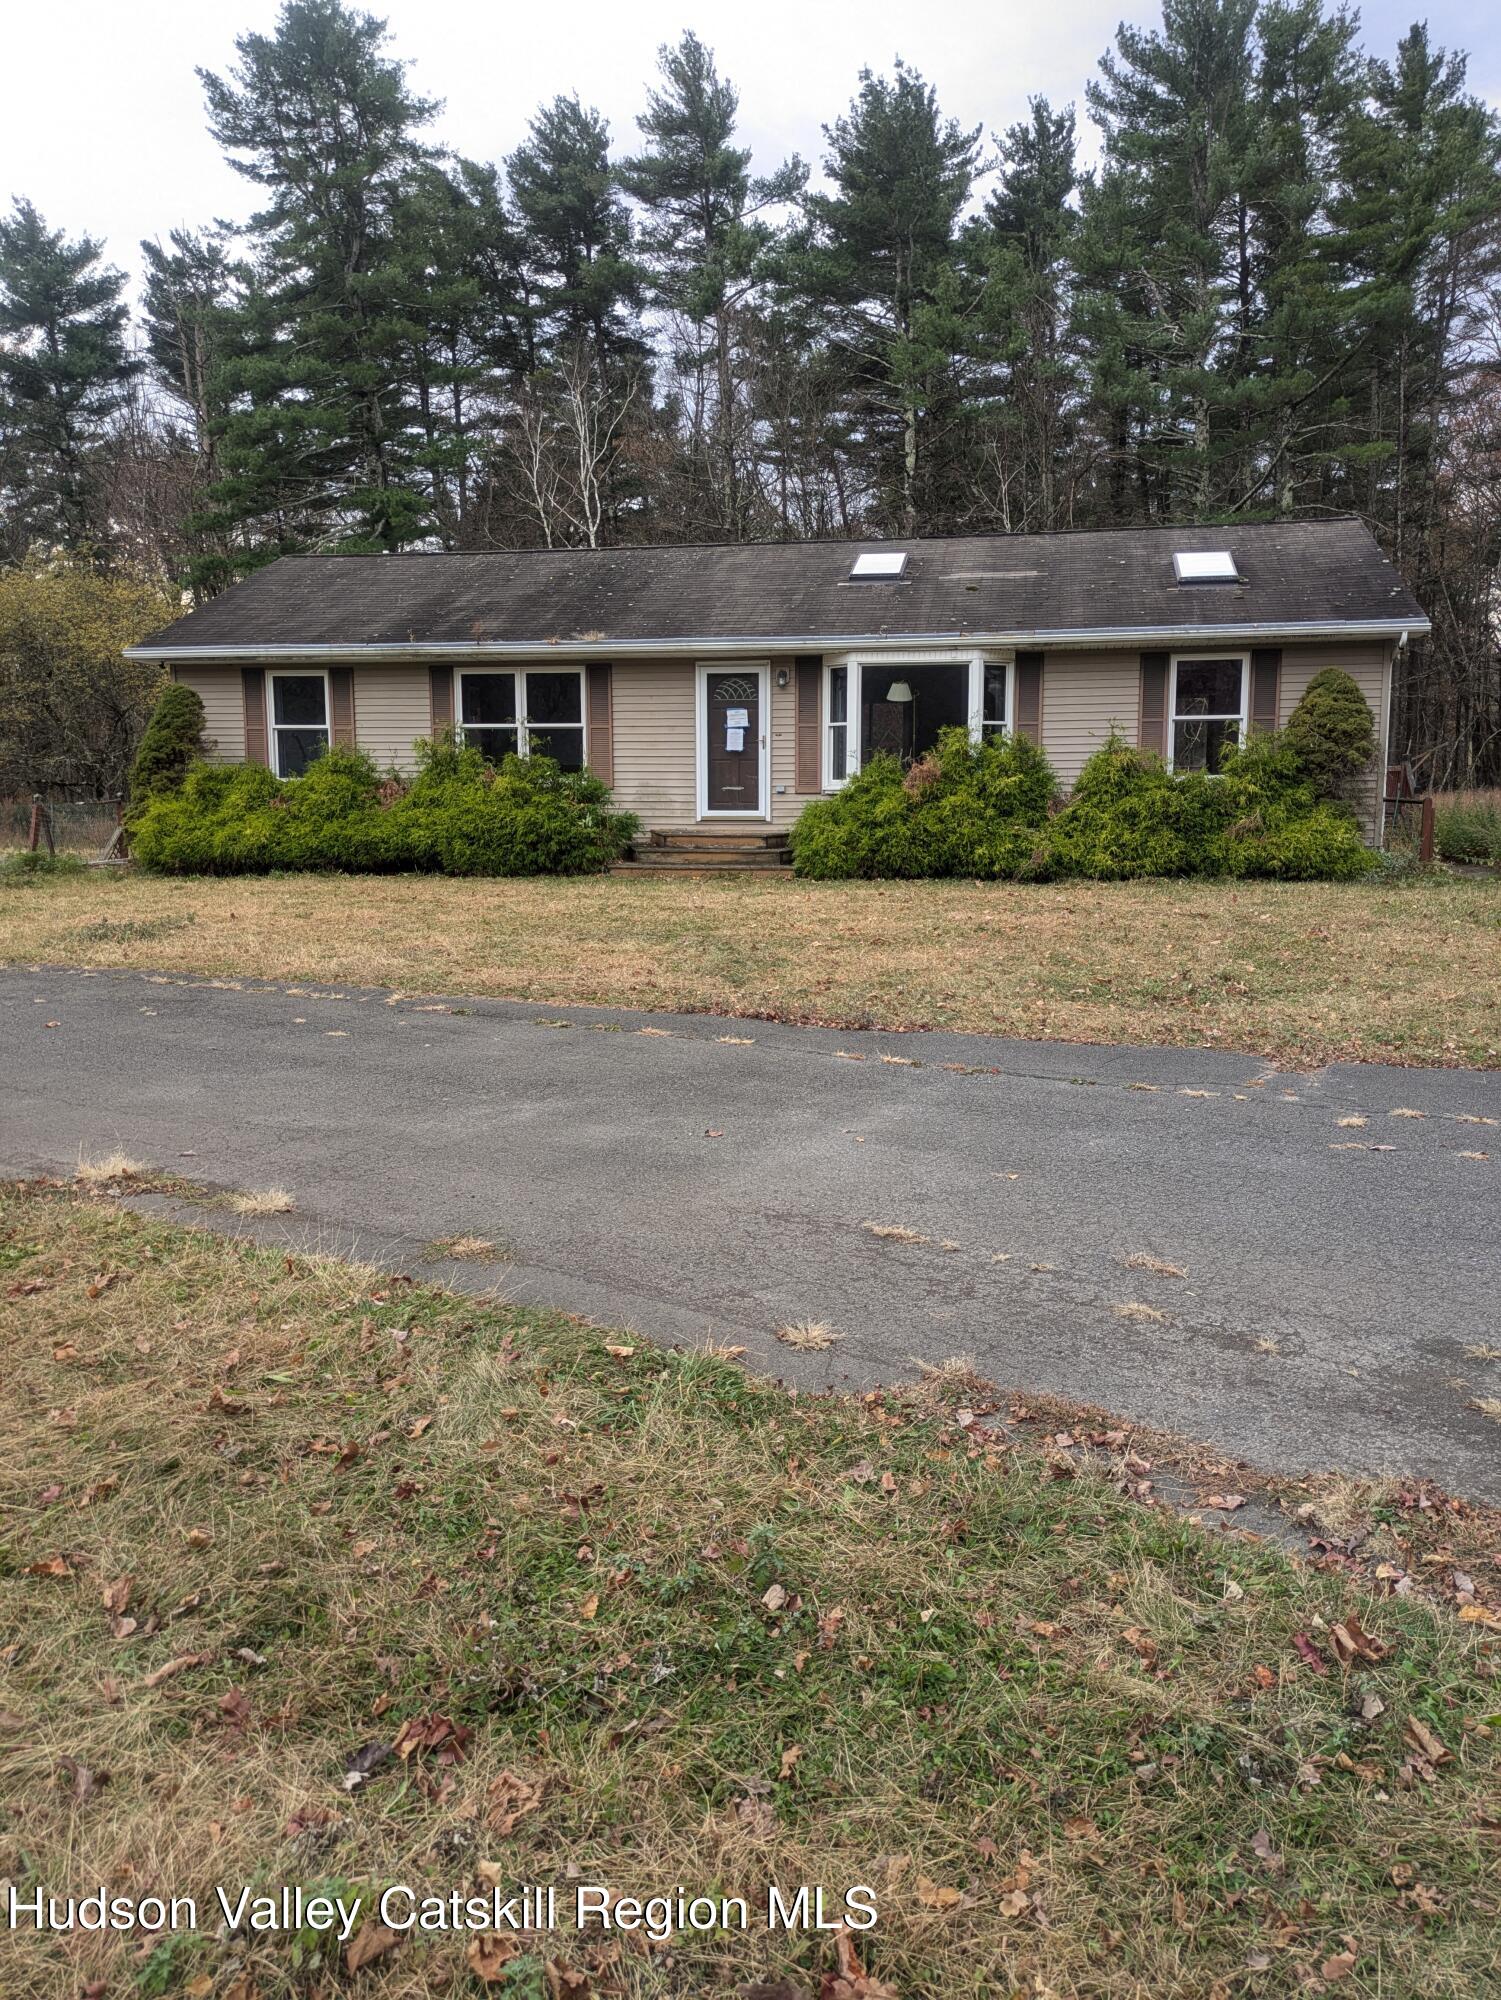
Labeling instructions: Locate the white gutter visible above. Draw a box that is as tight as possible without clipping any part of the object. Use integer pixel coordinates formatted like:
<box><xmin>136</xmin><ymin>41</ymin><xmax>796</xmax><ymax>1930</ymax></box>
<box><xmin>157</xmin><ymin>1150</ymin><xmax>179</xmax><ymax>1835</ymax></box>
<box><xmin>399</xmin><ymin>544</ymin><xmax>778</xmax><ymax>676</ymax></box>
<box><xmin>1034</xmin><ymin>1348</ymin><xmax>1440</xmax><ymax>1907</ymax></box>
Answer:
<box><xmin>126</xmin><ymin>616</ymin><xmax>1429</xmax><ymax>664</ymax></box>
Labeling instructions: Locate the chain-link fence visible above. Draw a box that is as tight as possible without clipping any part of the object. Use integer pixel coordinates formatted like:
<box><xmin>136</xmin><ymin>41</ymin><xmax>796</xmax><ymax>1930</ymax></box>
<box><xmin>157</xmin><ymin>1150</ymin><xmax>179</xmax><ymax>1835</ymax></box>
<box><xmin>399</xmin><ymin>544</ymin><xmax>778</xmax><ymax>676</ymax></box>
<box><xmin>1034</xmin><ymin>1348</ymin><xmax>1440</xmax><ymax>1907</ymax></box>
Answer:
<box><xmin>1</xmin><ymin>795</ymin><xmax>125</xmax><ymax>858</ymax></box>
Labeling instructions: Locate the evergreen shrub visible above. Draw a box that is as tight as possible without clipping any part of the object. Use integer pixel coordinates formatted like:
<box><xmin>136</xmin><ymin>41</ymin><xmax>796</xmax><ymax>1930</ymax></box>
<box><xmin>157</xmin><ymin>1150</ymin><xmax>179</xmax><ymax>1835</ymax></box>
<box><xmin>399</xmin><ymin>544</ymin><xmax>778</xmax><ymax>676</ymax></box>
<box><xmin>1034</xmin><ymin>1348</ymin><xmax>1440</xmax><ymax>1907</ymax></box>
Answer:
<box><xmin>131</xmin><ymin>738</ymin><xmax>638</xmax><ymax>877</ymax></box>
<box><xmin>1282</xmin><ymin>668</ymin><xmax>1376</xmax><ymax>802</ymax></box>
<box><xmin>126</xmin><ymin>683</ymin><xmax>207</xmax><ymax>820</ymax></box>
<box><xmin>790</xmin><ymin>728</ymin><xmax>1377</xmax><ymax>882</ymax></box>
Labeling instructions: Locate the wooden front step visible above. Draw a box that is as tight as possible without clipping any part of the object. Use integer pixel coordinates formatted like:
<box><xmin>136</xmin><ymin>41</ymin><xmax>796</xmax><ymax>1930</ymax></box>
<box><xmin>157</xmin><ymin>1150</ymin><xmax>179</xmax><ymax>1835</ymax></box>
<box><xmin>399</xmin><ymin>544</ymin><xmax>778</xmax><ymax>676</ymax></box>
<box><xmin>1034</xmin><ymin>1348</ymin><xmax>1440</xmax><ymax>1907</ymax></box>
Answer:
<box><xmin>649</xmin><ymin>828</ymin><xmax>789</xmax><ymax>850</ymax></box>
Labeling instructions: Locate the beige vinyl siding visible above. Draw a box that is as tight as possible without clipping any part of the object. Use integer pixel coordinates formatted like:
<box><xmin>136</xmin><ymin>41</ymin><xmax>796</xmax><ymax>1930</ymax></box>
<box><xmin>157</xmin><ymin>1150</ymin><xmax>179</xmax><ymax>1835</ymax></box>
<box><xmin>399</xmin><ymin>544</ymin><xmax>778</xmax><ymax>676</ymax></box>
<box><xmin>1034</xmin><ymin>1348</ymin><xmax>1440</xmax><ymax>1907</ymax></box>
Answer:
<box><xmin>768</xmin><ymin>661</ymin><xmax>800</xmax><ymax>826</ymax></box>
<box><xmin>173</xmin><ymin>666</ymin><xmax>245</xmax><ymax>763</ymax></box>
<box><xmin>1278</xmin><ymin>639</ymin><xmax>1389</xmax><ymax>836</ymax></box>
<box><xmin>1040</xmin><ymin>651</ymin><xmax>1142</xmax><ymax>788</ymax></box>
<box><xmin>354</xmin><ymin>665</ymin><xmax>429</xmax><ymax>772</ymax></box>
<box><xmin>610</xmin><ymin>660</ymin><xmax>697</xmax><ymax>827</ymax></box>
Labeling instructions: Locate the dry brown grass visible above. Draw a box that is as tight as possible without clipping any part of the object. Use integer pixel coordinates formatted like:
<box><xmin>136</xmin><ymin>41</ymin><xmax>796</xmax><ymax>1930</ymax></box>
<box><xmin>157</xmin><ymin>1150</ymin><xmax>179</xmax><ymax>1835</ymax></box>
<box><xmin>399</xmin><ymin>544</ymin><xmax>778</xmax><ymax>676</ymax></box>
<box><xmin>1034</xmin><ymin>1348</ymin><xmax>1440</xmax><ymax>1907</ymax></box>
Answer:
<box><xmin>72</xmin><ymin>1151</ymin><xmax>147</xmax><ymax>1189</ymax></box>
<box><xmin>425</xmin><ymin>1233</ymin><xmax>502</xmax><ymax>1261</ymax></box>
<box><xmin>862</xmin><ymin>1222</ymin><xmax>930</xmax><ymax>1245</ymax></box>
<box><xmin>227</xmin><ymin>1185</ymin><xmax>294</xmax><ymax>1215</ymax></box>
<box><xmin>1124</xmin><ymin>1252</ymin><xmax>1187</xmax><ymax>1278</ymax></box>
<box><xmin>3</xmin><ymin>871</ymin><xmax>1500</xmax><ymax>1066</ymax></box>
<box><xmin>774</xmin><ymin>1319</ymin><xmax>842</xmax><ymax>1352</ymax></box>
<box><xmin>3</xmin><ymin>1187</ymin><xmax>1499</xmax><ymax>1999</ymax></box>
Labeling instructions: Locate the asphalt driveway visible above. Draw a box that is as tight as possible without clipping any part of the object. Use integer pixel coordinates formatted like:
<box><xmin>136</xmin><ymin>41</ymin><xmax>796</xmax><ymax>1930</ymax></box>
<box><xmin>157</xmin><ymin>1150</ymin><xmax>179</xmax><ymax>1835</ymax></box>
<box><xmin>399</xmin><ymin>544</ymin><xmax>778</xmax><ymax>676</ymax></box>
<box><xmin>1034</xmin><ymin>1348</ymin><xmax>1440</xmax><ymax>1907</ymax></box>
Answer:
<box><xmin>4</xmin><ymin>963</ymin><xmax>1499</xmax><ymax>1499</ymax></box>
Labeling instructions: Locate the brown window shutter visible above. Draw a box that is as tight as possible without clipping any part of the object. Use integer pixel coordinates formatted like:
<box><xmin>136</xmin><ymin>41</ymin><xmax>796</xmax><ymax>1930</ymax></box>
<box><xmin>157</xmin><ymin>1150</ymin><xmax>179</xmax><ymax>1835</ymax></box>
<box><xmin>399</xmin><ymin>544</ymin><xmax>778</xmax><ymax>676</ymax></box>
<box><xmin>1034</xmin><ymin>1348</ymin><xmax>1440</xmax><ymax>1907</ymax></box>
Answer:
<box><xmin>1139</xmin><ymin>652</ymin><xmax>1169</xmax><ymax>759</ymax></box>
<box><xmin>586</xmin><ymin>663</ymin><xmax>614</xmax><ymax>786</ymax></box>
<box><xmin>429</xmin><ymin>664</ymin><xmax>455</xmax><ymax>736</ymax></box>
<box><xmin>1249</xmin><ymin>648</ymin><xmax>1281</xmax><ymax>735</ymax></box>
<box><xmin>795</xmin><ymin>654</ymin><xmax>823</xmax><ymax>791</ymax></box>
<box><xmin>242</xmin><ymin>666</ymin><xmax>268</xmax><ymax>766</ymax></box>
<box><xmin>329</xmin><ymin>665</ymin><xmax>356</xmax><ymax>748</ymax></box>
<box><xmin>1015</xmin><ymin>651</ymin><xmax>1044</xmax><ymax>745</ymax></box>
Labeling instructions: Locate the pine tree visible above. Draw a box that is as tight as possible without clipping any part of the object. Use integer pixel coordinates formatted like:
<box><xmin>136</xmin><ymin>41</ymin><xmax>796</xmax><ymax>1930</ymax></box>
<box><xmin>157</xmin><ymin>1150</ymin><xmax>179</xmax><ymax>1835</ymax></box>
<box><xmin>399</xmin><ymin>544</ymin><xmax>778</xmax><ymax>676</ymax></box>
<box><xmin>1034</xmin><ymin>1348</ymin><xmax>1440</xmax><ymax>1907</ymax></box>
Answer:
<box><xmin>620</xmin><ymin>32</ymin><xmax>802</xmax><ymax>534</ymax></box>
<box><xmin>1081</xmin><ymin>0</ymin><xmax>1259</xmax><ymax>519</ymax></box>
<box><xmin>195</xmin><ymin>0</ymin><xmax>443</xmax><ymax>566</ymax></box>
<box><xmin>798</xmin><ymin>63</ymin><xmax>979</xmax><ymax>533</ymax></box>
<box><xmin>969</xmin><ymin>99</ymin><xmax>1085</xmax><ymax>528</ymax></box>
<box><xmin>509</xmin><ymin>96</ymin><xmax>643</xmax><ymax>370</ymax></box>
<box><xmin>0</xmin><ymin>199</ymin><xmax>137</xmax><ymax>556</ymax></box>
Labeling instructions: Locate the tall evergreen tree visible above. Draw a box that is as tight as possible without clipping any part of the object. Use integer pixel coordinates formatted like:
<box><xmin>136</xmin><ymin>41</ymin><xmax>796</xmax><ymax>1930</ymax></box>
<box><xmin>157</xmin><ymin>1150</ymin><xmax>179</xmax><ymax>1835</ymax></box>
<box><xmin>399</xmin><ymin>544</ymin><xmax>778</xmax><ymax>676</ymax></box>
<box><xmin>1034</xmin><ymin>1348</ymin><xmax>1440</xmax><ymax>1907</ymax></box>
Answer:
<box><xmin>969</xmin><ymin>99</ymin><xmax>1086</xmax><ymax>528</ymax></box>
<box><xmin>797</xmin><ymin>63</ymin><xmax>980</xmax><ymax>532</ymax></box>
<box><xmin>621</xmin><ymin>32</ymin><xmax>802</xmax><ymax>534</ymax></box>
<box><xmin>1081</xmin><ymin>0</ymin><xmax>1259</xmax><ymax>518</ymax></box>
<box><xmin>195</xmin><ymin>0</ymin><xmax>443</xmax><ymax>570</ymax></box>
<box><xmin>508</xmin><ymin>96</ymin><xmax>643</xmax><ymax>370</ymax></box>
<box><xmin>0</xmin><ymin>199</ymin><xmax>137</xmax><ymax>556</ymax></box>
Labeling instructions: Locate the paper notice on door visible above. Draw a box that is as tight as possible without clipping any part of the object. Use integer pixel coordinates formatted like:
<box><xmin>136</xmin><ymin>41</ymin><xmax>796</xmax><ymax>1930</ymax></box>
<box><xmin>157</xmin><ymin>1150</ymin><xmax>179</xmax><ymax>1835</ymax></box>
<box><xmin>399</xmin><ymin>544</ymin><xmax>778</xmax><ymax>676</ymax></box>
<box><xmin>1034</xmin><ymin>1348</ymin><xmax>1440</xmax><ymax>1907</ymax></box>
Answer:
<box><xmin>725</xmin><ymin>725</ymin><xmax>745</xmax><ymax>752</ymax></box>
<box><xmin>725</xmin><ymin>706</ymin><xmax>750</xmax><ymax>729</ymax></box>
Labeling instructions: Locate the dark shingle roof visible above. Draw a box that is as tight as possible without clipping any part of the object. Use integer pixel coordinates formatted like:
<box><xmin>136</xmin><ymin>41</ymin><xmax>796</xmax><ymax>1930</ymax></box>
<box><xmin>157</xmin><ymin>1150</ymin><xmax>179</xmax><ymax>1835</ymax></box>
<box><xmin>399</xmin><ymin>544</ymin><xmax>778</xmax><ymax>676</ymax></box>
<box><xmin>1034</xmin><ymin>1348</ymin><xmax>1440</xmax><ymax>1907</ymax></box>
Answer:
<box><xmin>132</xmin><ymin>518</ymin><xmax>1427</xmax><ymax>656</ymax></box>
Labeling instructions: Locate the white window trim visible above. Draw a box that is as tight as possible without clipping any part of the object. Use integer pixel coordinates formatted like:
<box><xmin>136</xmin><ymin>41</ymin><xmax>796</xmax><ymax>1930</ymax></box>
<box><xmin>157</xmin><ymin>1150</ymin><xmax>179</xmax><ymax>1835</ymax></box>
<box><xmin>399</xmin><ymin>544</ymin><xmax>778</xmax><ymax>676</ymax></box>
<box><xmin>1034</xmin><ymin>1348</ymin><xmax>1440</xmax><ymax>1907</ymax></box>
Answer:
<box><xmin>821</xmin><ymin>650</ymin><xmax>1012</xmax><ymax>790</ymax></box>
<box><xmin>695</xmin><ymin>660</ymin><xmax>771</xmax><ymax>820</ymax></box>
<box><xmin>455</xmin><ymin>666</ymin><xmax>587</xmax><ymax>764</ymax></box>
<box><xmin>268</xmin><ymin>667</ymin><xmax>331</xmax><ymax>778</ymax></box>
<box><xmin>1167</xmin><ymin>651</ymin><xmax>1249</xmax><ymax>774</ymax></box>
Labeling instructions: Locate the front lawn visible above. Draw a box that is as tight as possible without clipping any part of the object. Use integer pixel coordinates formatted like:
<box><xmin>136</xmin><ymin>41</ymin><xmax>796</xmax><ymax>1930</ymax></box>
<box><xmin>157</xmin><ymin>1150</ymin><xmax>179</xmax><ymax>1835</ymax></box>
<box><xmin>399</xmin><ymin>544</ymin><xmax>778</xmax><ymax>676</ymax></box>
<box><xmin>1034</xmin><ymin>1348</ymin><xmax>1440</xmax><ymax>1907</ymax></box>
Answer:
<box><xmin>2</xmin><ymin>1178</ymin><xmax>1497</xmax><ymax>1998</ymax></box>
<box><xmin>1</xmin><ymin>869</ymin><xmax>1498</xmax><ymax>1068</ymax></box>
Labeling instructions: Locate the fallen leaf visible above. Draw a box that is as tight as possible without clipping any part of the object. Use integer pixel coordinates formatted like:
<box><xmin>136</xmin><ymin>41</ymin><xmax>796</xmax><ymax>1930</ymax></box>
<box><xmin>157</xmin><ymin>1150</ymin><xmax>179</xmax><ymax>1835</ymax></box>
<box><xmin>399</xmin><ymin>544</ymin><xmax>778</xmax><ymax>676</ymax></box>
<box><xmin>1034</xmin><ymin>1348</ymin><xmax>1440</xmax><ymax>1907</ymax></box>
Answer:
<box><xmin>1403</xmin><ymin>1716</ymin><xmax>1451</xmax><ymax>1765</ymax></box>
<box><xmin>762</xmin><ymin>1582</ymin><xmax>788</xmax><ymax>1613</ymax></box>
<box><xmin>1291</xmin><ymin>1632</ymin><xmax>1329</xmax><ymax>1675</ymax></box>
<box><xmin>778</xmin><ymin>1744</ymin><xmax>802</xmax><ymax>1780</ymax></box>
<box><xmin>1249</xmin><ymin>1828</ymin><xmax>1283</xmax><ymax>1871</ymax></box>
<box><xmin>485</xmin><ymin>1770</ymin><xmax>543</xmax><ymax>1836</ymax></box>
<box><xmin>916</xmin><ymin>1877</ymin><xmax>963</xmax><ymax>1910</ymax></box>
<box><xmin>345</xmin><ymin>1921</ymin><xmax>401</xmax><ymax>1974</ymax></box>
<box><xmin>467</xmin><ymin>1934</ymin><xmax>521</xmax><ymax>1983</ymax></box>
<box><xmin>57</xmin><ymin>1755</ymin><xmax>105</xmax><ymax>1803</ymax></box>
<box><xmin>578</xmin><ymin>1593</ymin><xmax>600</xmax><ymax>1621</ymax></box>
<box><xmin>1321</xmin><ymin>1951</ymin><xmax>1357</xmax><ymax>1982</ymax></box>
<box><xmin>1204</xmin><ymin>1494</ymin><xmax>1247</xmax><ymax>1511</ymax></box>
<box><xmin>342</xmin><ymin>1740</ymin><xmax>393</xmax><ymax>1792</ymax></box>
<box><xmin>142</xmin><ymin>1650</ymin><xmax>212</xmax><ymax>1687</ymax></box>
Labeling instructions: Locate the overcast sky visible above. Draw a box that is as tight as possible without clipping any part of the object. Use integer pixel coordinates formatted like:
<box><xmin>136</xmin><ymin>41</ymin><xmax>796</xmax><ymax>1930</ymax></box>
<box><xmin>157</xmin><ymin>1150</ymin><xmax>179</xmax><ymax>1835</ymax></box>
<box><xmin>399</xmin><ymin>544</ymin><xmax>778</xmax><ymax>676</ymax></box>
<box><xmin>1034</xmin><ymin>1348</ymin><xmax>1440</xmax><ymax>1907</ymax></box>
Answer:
<box><xmin>4</xmin><ymin>0</ymin><xmax>1498</xmax><ymax>298</ymax></box>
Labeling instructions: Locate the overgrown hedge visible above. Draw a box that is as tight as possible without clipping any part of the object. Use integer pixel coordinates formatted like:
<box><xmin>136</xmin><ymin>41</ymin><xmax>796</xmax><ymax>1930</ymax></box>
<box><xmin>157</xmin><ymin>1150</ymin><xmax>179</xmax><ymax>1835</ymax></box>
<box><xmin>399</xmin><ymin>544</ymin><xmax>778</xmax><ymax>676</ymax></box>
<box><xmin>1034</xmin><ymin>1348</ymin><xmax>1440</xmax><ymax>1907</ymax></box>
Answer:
<box><xmin>131</xmin><ymin>739</ymin><xmax>638</xmax><ymax>877</ymax></box>
<box><xmin>789</xmin><ymin>728</ymin><xmax>1376</xmax><ymax>881</ymax></box>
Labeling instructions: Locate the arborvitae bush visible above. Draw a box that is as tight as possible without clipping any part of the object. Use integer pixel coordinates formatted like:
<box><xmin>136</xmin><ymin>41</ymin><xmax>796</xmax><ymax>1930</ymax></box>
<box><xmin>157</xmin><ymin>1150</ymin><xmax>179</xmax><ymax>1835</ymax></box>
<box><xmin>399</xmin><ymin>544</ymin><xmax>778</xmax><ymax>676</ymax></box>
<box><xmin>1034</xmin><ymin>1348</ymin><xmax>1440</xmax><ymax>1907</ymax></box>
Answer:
<box><xmin>789</xmin><ymin>728</ymin><xmax>1058</xmax><ymax>879</ymax></box>
<box><xmin>789</xmin><ymin>728</ymin><xmax>1377</xmax><ymax>882</ymax></box>
<box><xmin>126</xmin><ymin>683</ymin><xmax>206</xmax><ymax>819</ymax></box>
<box><xmin>131</xmin><ymin>738</ymin><xmax>638</xmax><ymax>877</ymax></box>
<box><xmin>1282</xmin><ymin>668</ymin><xmax>1376</xmax><ymax>802</ymax></box>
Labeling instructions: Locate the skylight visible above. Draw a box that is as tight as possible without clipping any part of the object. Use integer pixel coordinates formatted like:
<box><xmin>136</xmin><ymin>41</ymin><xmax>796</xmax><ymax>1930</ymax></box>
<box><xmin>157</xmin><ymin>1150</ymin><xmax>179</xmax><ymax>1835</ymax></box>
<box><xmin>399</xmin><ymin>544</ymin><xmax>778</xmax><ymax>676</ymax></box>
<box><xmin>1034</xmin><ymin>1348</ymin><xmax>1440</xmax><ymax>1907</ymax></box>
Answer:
<box><xmin>1173</xmin><ymin>550</ymin><xmax>1239</xmax><ymax>584</ymax></box>
<box><xmin>849</xmin><ymin>550</ymin><xmax>908</xmax><ymax>580</ymax></box>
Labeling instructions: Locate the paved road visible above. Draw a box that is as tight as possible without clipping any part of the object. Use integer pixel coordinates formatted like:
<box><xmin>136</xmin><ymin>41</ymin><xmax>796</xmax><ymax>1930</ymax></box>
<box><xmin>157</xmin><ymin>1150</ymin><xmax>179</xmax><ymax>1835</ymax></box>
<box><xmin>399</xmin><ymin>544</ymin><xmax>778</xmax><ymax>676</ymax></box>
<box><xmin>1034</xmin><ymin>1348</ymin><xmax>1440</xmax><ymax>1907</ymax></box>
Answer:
<box><xmin>5</xmin><ymin>964</ymin><xmax>1500</xmax><ymax>1499</ymax></box>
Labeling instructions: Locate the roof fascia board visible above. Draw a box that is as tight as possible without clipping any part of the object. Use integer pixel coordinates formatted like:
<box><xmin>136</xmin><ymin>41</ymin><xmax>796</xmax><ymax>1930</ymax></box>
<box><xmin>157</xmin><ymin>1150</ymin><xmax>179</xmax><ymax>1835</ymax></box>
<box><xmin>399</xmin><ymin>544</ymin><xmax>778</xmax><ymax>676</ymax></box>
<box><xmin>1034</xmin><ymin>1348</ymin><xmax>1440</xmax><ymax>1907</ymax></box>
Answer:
<box><xmin>126</xmin><ymin>617</ymin><xmax>1428</xmax><ymax>663</ymax></box>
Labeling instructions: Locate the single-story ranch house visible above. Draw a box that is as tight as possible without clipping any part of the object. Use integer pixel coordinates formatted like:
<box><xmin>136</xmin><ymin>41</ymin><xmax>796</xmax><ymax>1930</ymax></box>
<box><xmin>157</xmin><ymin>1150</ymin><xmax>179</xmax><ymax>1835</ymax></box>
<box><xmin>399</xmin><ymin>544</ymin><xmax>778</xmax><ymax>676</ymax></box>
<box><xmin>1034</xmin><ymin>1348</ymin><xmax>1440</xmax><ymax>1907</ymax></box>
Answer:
<box><xmin>129</xmin><ymin>517</ymin><xmax>1428</xmax><ymax>852</ymax></box>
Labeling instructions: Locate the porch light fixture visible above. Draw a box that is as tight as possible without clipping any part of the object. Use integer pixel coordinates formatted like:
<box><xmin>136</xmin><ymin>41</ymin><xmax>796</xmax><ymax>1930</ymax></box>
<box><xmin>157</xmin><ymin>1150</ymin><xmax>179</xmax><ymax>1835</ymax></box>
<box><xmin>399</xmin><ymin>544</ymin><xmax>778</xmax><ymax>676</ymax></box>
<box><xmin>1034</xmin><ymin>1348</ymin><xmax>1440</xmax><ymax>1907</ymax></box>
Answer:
<box><xmin>886</xmin><ymin>680</ymin><xmax>914</xmax><ymax>703</ymax></box>
<box><xmin>775</xmin><ymin>666</ymin><xmax>790</xmax><ymax>688</ymax></box>
<box><xmin>1173</xmin><ymin>550</ymin><xmax>1239</xmax><ymax>583</ymax></box>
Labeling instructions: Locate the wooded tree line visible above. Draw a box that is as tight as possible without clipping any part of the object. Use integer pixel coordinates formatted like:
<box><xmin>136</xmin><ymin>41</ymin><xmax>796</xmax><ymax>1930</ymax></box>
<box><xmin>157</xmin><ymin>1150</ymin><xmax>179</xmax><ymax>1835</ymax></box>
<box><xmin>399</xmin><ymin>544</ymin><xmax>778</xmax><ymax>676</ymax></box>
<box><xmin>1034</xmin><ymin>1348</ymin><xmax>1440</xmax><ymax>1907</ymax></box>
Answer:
<box><xmin>2</xmin><ymin>0</ymin><xmax>1499</xmax><ymax>784</ymax></box>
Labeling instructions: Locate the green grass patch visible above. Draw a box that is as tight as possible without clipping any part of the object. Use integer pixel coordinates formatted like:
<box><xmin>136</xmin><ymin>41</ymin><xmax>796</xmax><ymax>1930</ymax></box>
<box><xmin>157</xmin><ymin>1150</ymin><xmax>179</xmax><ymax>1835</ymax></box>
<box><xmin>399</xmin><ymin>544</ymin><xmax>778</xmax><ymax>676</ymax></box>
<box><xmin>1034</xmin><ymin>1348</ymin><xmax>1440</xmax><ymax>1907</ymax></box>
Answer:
<box><xmin>2</xmin><ymin>1185</ymin><xmax>1498</xmax><ymax>1996</ymax></box>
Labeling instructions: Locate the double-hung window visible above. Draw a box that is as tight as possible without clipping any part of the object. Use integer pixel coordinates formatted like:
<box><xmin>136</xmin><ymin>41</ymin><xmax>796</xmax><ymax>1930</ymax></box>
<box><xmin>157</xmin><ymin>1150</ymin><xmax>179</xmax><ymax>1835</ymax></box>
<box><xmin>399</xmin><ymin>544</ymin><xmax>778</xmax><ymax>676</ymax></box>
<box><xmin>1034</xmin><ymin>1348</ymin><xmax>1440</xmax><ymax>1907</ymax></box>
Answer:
<box><xmin>826</xmin><ymin>664</ymin><xmax>849</xmax><ymax>784</ymax></box>
<box><xmin>269</xmin><ymin>672</ymin><xmax>330</xmax><ymax>777</ymax></box>
<box><xmin>1169</xmin><ymin>656</ymin><xmax>1247</xmax><ymax>773</ymax></box>
<box><xmin>457</xmin><ymin>669</ymin><xmax>585</xmax><ymax>770</ymax></box>
<box><xmin>982</xmin><ymin>661</ymin><xmax>1011</xmax><ymax>740</ymax></box>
